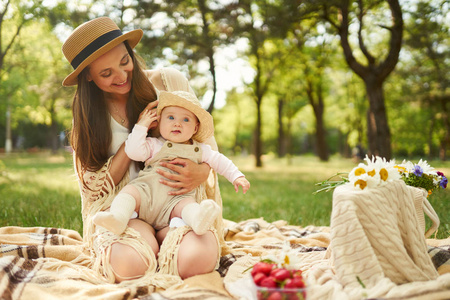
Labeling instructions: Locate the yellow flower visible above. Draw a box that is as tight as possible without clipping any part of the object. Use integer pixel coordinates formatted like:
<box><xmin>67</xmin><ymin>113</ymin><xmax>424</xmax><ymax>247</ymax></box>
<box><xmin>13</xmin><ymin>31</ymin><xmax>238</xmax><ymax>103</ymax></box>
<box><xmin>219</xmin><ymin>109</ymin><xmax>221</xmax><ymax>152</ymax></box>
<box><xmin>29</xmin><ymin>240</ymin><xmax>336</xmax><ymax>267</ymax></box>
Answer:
<box><xmin>354</xmin><ymin>179</ymin><xmax>367</xmax><ymax>190</ymax></box>
<box><xmin>349</xmin><ymin>164</ymin><xmax>369</xmax><ymax>184</ymax></box>
<box><xmin>284</xmin><ymin>255</ymin><xmax>290</xmax><ymax>265</ymax></box>
<box><xmin>394</xmin><ymin>165</ymin><xmax>406</xmax><ymax>173</ymax></box>
<box><xmin>380</xmin><ymin>168</ymin><xmax>389</xmax><ymax>181</ymax></box>
<box><xmin>355</xmin><ymin>167</ymin><xmax>366</xmax><ymax>176</ymax></box>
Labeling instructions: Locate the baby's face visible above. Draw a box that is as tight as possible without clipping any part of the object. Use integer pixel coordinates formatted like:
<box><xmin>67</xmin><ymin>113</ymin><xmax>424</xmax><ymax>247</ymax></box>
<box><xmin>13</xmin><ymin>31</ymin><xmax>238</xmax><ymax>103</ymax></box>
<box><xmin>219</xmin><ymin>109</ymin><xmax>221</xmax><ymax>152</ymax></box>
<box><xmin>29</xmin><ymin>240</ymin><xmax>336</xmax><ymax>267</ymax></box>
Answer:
<box><xmin>159</xmin><ymin>106</ymin><xmax>199</xmax><ymax>143</ymax></box>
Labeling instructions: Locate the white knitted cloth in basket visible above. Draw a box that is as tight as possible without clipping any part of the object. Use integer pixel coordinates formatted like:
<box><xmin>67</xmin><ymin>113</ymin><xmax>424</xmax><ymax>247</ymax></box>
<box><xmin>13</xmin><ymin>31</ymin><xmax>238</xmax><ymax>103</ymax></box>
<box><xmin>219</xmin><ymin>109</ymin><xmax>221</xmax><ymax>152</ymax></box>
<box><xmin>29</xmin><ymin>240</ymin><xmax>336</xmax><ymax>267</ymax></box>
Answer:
<box><xmin>330</xmin><ymin>180</ymin><xmax>439</xmax><ymax>297</ymax></box>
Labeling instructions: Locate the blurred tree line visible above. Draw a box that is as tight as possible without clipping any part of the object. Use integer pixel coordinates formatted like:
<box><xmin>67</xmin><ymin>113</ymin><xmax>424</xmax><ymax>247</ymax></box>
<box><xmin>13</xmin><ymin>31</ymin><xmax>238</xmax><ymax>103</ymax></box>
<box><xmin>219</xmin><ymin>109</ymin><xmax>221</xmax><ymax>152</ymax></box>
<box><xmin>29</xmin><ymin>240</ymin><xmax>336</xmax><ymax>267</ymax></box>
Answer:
<box><xmin>0</xmin><ymin>0</ymin><xmax>448</xmax><ymax>167</ymax></box>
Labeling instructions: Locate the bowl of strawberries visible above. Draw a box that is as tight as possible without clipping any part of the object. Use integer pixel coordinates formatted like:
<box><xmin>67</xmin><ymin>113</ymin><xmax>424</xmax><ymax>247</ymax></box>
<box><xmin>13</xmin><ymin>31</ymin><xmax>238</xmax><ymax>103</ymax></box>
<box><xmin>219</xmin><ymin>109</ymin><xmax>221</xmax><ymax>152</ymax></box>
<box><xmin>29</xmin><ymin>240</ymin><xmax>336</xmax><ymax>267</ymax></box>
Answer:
<box><xmin>251</xmin><ymin>261</ymin><xmax>306</xmax><ymax>300</ymax></box>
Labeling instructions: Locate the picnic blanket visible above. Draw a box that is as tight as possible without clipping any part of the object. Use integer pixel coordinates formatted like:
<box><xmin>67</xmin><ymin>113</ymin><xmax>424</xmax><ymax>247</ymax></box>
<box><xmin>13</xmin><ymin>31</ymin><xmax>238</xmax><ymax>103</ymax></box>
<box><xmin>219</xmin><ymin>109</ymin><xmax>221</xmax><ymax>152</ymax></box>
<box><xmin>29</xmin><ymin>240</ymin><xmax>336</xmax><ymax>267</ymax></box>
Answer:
<box><xmin>1</xmin><ymin>217</ymin><xmax>449</xmax><ymax>300</ymax></box>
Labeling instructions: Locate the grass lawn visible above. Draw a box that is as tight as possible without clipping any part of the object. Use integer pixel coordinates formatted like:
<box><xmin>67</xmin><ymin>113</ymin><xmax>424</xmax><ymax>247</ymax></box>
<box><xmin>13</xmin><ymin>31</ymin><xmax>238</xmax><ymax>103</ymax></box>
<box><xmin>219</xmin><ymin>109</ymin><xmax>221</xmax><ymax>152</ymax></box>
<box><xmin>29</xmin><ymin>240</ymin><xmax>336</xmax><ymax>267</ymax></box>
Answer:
<box><xmin>1</xmin><ymin>152</ymin><xmax>449</xmax><ymax>239</ymax></box>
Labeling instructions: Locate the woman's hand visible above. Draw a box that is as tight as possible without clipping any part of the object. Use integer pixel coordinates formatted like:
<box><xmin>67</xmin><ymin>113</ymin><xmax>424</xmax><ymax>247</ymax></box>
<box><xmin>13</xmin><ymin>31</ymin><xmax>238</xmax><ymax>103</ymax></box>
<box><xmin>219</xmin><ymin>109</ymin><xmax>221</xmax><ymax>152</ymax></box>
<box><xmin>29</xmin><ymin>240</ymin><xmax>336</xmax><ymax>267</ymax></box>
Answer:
<box><xmin>137</xmin><ymin>100</ymin><xmax>159</xmax><ymax>130</ymax></box>
<box><xmin>156</xmin><ymin>158</ymin><xmax>211</xmax><ymax>195</ymax></box>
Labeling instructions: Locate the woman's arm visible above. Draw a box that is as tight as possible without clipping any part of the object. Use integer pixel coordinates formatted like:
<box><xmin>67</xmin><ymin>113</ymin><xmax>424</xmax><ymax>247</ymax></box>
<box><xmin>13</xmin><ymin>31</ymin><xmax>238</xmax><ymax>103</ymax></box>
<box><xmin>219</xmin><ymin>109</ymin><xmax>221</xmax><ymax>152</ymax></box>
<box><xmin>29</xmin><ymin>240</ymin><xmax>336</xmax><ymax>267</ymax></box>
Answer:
<box><xmin>74</xmin><ymin>144</ymin><xmax>131</xmax><ymax>203</ymax></box>
<box><xmin>109</xmin><ymin>142</ymin><xmax>133</xmax><ymax>186</ymax></box>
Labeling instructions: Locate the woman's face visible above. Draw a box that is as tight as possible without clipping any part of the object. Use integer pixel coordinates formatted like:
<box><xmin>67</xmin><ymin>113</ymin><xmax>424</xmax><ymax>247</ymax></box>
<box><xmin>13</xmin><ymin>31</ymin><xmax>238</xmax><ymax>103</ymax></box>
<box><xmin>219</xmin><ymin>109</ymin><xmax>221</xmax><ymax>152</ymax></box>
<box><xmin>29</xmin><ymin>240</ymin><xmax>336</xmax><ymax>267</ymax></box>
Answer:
<box><xmin>87</xmin><ymin>43</ymin><xmax>134</xmax><ymax>96</ymax></box>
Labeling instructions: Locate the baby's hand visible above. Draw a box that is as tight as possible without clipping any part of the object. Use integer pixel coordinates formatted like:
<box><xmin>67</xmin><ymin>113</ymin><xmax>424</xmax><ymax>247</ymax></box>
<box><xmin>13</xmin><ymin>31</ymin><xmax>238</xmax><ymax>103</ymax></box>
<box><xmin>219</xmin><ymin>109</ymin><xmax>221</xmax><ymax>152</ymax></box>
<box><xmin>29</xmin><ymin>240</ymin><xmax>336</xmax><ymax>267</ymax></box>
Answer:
<box><xmin>137</xmin><ymin>108</ymin><xmax>159</xmax><ymax>129</ymax></box>
<box><xmin>233</xmin><ymin>177</ymin><xmax>250</xmax><ymax>194</ymax></box>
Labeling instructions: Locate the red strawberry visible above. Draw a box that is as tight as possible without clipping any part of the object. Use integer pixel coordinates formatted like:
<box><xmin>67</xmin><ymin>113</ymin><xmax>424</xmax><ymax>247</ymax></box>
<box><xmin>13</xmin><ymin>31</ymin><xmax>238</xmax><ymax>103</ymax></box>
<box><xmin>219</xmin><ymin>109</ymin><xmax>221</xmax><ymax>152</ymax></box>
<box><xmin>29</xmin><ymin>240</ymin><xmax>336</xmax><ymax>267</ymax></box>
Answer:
<box><xmin>291</xmin><ymin>277</ymin><xmax>305</xmax><ymax>288</ymax></box>
<box><xmin>256</xmin><ymin>290</ymin><xmax>264</xmax><ymax>299</ymax></box>
<box><xmin>287</xmin><ymin>293</ymin><xmax>301</xmax><ymax>300</ymax></box>
<box><xmin>259</xmin><ymin>276</ymin><xmax>277</xmax><ymax>288</ymax></box>
<box><xmin>284</xmin><ymin>278</ymin><xmax>296</xmax><ymax>289</ymax></box>
<box><xmin>252</xmin><ymin>262</ymin><xmax>274</xmax><ymax>276</ymax></box>
<box><xmin>267</xmin><ymin>291</ymin><xmax>282</xmax><ymax>300</ymax></box>
<box><xmin>292</xmin><ymin>270</ymin><xmax>303</xmax><ymax>277</ymax></box>
<box><xmin>270</xmin><ymin>268</ymin><xmax>281</xmax><ymax>277</ymax></box>
<box><xmin>272</xmin><ymin>268</ymin><xmax>291</xmax><ymax>282</ymax></box>
<box><xmin>253</xmin><ymin>272</ymin><xmax>267</xmax><ymax>286</ymax></box>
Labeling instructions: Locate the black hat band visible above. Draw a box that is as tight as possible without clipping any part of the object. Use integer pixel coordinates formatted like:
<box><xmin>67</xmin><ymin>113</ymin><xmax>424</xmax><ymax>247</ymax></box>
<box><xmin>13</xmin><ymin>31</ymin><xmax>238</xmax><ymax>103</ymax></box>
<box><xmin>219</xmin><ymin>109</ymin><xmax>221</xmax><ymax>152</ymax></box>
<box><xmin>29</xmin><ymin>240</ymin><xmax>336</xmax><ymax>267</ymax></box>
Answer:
<box><xmin>71</xmin><ymin>29</ymin><xmax>123</xmax><ymax>69</ymax></box>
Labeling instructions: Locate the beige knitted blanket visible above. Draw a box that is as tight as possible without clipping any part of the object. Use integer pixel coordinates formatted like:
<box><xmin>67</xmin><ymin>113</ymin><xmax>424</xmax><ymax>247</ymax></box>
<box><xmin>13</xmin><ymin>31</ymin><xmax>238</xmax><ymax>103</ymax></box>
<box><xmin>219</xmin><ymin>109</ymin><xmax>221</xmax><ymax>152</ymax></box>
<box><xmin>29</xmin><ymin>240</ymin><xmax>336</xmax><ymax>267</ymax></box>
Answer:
<box><xmin>0</xmin><ymin>216</ymin><xmax>449</xmax><ymax>299</ymax></box>
<box><xmin>305</xmin><ymin>180</ymin><xmax>450</xmax><ymax>300</ymax></box>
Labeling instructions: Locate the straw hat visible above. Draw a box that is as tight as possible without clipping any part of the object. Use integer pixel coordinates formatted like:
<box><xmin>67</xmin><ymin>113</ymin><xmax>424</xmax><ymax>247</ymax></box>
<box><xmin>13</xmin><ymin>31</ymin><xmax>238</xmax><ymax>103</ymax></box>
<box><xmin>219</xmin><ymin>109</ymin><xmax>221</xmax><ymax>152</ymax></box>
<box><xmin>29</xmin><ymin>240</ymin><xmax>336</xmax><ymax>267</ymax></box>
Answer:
<box><xmin>157</xmin><ymin>91</ymin><xmax>214</xmax><ymax>143</ymax></box>
<box><xmin>61</xmin><ymin>17</ymin><xmax>143</xmax><ymax>86</ymax></box>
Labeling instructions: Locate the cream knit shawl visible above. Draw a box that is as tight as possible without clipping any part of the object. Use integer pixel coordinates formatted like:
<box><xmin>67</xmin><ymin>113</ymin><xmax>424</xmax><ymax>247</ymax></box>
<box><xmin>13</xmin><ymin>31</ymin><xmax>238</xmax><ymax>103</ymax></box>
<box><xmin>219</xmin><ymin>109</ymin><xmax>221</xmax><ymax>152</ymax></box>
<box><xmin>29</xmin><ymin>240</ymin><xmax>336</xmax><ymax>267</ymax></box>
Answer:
<box><xmin>322</xmin><ymin>180</ymin><xmax>448</xmax><ymax>299</ymax></box>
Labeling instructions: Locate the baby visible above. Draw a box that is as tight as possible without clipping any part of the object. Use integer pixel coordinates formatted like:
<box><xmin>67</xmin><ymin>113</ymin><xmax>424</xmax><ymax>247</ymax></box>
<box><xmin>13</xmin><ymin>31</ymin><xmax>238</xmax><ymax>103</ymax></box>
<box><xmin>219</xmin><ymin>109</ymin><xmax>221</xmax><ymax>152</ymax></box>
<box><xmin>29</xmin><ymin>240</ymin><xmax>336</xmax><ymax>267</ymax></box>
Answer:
<box><xmin>93</xmin><ymin>90</ymin><xmax>250</xmax><ymax>235</ymax></box>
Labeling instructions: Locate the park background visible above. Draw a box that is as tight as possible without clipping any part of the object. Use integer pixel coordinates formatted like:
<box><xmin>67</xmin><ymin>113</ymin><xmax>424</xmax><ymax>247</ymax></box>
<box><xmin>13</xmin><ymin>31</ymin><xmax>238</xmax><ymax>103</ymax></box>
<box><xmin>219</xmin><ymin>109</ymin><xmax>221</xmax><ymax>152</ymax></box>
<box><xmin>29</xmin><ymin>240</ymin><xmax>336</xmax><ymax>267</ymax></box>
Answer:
<box><xmin>0</xmin><ymin>0</ymin><xmax>449</xmax><ymax>238</ymax></box>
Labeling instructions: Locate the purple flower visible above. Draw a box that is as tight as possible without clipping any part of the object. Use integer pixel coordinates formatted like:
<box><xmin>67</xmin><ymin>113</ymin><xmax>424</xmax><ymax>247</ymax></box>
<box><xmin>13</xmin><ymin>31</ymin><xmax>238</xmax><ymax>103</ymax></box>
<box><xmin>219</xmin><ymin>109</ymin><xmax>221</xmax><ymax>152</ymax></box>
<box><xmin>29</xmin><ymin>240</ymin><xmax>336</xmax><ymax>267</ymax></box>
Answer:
<box><xmin>440</xmin><ymin>176</ymin><xmax>448</xmax><ymax>189</ymax></box>
<box><xmin>413</xmin><ymin>165</ymin><xmax>423</xmax><ymax>177</ymax></box>
<box><xmin>437</xmin><ymin>171</ymin><xmax>444</xmax><ymax>177</ymax></box>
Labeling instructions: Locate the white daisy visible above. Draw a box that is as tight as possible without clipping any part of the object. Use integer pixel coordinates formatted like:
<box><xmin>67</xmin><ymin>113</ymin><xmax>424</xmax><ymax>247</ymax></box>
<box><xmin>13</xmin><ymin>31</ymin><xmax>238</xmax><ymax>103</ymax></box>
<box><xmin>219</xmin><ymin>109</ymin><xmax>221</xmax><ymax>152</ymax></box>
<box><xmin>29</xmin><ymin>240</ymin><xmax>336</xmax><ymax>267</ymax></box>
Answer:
<box><xmin>416</xmin><ymin>159</ymin><xmax>437</xmax><ymax>176</ymax></box>
<box><xmin>352</xmin><ymin>173</ymin><xmax>379</xmax><ymax>190</ymax></box>
<box><xmin>348</xmin><ymin>163</ymin><xmax>368</xmax><ymax>182</ymax></box>
<box><xmin>364</xmin><ymin>156</ymin><xmax>401</xmax><ymax>183</ymax></box>
<box><xmin>398</xmin><ymin>160</ymin><xmax>415</xmax><ymax>173</ymax></box>
<box><xmin>262</xmin><ymin>241</ymin><xmax>303</xmax><ymax>270</ymax></box>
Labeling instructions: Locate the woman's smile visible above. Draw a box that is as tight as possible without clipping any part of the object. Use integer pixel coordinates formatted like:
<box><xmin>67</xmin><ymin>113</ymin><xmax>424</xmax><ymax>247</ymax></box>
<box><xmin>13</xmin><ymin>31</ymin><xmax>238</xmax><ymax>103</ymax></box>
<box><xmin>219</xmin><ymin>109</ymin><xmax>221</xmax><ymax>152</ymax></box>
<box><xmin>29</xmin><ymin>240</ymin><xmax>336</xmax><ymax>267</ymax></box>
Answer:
<box><xmin>113</xmin><ymin>78</ymin><xmax>129</xmax><ymax>89</ymax></box>
<box><xmin>115</xmin><ymin>79</ymin><xmax>127</xmax><ymax>86</ymax></box>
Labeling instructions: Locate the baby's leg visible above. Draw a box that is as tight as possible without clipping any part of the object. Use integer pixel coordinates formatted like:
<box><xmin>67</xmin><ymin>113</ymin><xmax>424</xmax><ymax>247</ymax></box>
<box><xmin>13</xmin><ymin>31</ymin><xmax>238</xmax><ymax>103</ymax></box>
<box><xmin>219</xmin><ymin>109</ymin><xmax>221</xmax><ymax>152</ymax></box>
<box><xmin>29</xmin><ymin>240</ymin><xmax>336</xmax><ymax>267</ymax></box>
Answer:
<box><xmin>93</xmin><ymin>185</ymin><xmax>141</xmax><ymax>235</ymax></box>
<box><xmin>172</xmin><ymin>198</ymin><xmax>220</xmax><ymax>235</ymax></box>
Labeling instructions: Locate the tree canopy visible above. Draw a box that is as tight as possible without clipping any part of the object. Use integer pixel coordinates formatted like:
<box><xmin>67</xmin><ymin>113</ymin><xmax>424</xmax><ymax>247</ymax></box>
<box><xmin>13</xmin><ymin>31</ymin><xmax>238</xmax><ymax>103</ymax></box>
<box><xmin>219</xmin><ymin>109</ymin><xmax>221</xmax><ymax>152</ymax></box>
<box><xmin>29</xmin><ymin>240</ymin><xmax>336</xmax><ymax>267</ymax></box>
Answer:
<box><xmin>1</xmin><ymin>0</ymin><xmax>448</xmax><ymax>165</ymax></box>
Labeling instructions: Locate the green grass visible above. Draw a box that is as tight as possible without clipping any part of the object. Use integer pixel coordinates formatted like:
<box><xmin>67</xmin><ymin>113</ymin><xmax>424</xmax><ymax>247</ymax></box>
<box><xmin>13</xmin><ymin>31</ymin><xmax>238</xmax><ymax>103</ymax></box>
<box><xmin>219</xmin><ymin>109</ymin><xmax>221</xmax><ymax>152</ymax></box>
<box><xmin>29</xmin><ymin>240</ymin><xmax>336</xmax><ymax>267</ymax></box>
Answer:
<box><xmin>219</xmin><ymin>154</ymin><xmax>450</xmax><ymax>239</ymax></box>
<box><xmin>0</xmin><ymin>152</ymin><xmax>82</xmax><ymax>232</ymax></box>
<box><xmin>0</xmin><ymin>152</ymin><xmax>449</xmax><ymax>239</ymax></box>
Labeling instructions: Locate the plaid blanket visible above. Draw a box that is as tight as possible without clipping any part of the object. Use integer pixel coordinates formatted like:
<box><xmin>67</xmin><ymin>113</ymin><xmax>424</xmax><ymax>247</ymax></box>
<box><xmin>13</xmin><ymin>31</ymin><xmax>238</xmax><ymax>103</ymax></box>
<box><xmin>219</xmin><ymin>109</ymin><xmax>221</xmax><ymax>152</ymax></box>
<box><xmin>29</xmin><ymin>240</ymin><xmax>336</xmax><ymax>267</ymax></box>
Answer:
<box><xmin>1</xmin><ymin>219</ymin><xmax>449</xmax><ymax>300</ymax></box>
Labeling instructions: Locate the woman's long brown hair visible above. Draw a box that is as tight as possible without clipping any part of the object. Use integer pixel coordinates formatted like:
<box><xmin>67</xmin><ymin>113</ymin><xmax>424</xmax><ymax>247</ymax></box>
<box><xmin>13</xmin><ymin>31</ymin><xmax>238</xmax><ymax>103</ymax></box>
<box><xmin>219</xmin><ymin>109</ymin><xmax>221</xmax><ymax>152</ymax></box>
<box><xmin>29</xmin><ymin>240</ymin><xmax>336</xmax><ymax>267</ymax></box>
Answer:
<box><xmin>70</xmin><ymin>41</ymin><xmax>157</xmax><ymax>174</ymax></box>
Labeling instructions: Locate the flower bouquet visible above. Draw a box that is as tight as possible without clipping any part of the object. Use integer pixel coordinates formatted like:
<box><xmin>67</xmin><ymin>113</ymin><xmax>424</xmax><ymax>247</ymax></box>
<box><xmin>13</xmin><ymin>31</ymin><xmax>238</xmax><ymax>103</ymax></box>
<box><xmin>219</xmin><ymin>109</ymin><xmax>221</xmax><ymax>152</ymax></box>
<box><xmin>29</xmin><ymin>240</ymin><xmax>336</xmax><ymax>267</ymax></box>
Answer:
<box><xmin>315</xmin><ymin>156</ymin><xmax>447</xmax><ymax>196</ymax></box>
<box><xmin>315</xmin><ymin>156</ymin><xmax>445</xmax><ymax>238</ymax></box>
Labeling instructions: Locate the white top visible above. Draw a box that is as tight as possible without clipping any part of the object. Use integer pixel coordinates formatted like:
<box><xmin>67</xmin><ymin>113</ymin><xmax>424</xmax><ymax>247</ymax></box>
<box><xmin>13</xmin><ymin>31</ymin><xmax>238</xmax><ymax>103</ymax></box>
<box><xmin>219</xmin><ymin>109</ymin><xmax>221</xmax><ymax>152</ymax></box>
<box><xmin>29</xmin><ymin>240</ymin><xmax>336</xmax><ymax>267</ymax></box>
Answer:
<box><xmin>125</xmin><ymin>124</ymin><xmax>245</xmax><ymax>184</ymax></box>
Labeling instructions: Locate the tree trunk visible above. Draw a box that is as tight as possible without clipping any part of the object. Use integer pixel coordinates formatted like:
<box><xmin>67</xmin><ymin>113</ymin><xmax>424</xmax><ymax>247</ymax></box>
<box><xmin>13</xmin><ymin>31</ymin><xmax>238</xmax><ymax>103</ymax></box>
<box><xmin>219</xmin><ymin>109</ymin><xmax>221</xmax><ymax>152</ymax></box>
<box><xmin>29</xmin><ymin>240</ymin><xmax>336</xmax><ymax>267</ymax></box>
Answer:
<box><xmin>206</xmin><ymin>51</ymin><xmax>217</xmax><ymax>114</ymax></box>
<box><xmin>286</xmin><ymin>118</ymin><xmax>292</xmax><ymax>156</ymax></box>
<box><xmin>252</xmin><ymin>35</ymin><xmax>265</xmax><ymax>168</ymax></box>
<box><xmin>277</xmin><ymin>98</ymin><xmax>286</xmax><ymax>157</ymax></box>
<box><xmin>306</xmin><ymin>80</ymin><xmax>329</xmax><ymax>161</ymax></box>
<box><xmin>339</xmin><ymin>130</ymin><xmax>351</xmax><ymax>158</ymax></box>
<box><xmin>427</xmin><ymin>112</ymin><xmax>435</xmax><ymax>160</ymax></box>
<box><xmin>365</xmin><ymin>77</ymin><xmax>391</xmax><ymax>159</ymax></box>
<box><xmin>5</xmin><ymin>103</ymin><xmax>12</xmax><ymax>153</ymax></box>
<box><xmin>439</xmin><ymin>96</ymin><xmax>449</xmax><ymax>161</ymax></box>
<box><xmin>50</xmin><ymin>121</ymin><xmax>58</xmax><ymax>154</ymax></box>
<box><xmin>254</xmin><ymin>98</ymin><xmax>263</xmax><ymax>167</ymax></box>
<box><xmin>315</xmin><ymin>109</ymin><xmax>329</xmax><ymax>161</ymax></box>
<box><xmin>328</xmin><ymin>0</ymin><xmax>402</xmax><ymax>161</ymax></box>
<box><xmin>366</xmin><ymin>108</ymin><xmax>376</xmax><ymax>157</ymax></box>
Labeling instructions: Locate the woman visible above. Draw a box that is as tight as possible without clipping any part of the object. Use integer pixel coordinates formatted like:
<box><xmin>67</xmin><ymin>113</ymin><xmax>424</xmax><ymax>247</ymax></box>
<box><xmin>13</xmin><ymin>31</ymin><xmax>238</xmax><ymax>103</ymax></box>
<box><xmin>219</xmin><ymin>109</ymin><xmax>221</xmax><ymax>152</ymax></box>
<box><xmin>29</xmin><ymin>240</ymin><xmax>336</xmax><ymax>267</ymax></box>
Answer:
<box><xmin>62</xmin><ymin>17</ymin><xmax>226</xmax><ymax>284</ymax></box>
